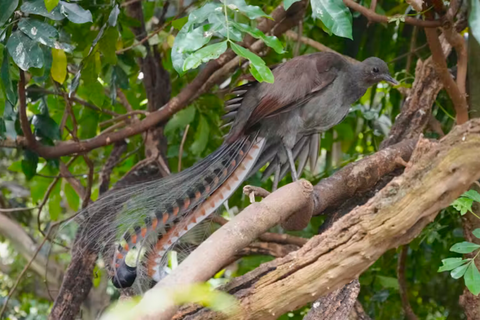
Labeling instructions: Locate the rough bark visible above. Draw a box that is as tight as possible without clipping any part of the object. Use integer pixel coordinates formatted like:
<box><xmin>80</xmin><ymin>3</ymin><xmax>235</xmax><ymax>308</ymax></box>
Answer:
<box><xmin>165</xmin><ymin>119</ymin><xmax>480</xmax><ymax>320</ymax></box>
<box><xmin>304</xmin><ymin>280</ymin><xmax>360</xmax><ymax>320</ymax></box>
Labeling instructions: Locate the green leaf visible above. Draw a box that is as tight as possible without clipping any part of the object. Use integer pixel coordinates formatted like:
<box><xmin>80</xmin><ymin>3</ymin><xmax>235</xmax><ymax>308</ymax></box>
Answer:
<box><xmin>311</xmin><ymin>0</ymin><xmax>353</xmax><ymax>39</ymax></box>
<box><xmin>230</xmin><ymin>42</ymin><xmax>274</xmax><ymax>83</ymax></box>
<box><xmin>191</xmin><ymin>115</ymin><xmax>210</xmax><ymax>155</ymax></box>
<box><xmin>0</xmin><ymin>117</ymin><xmax>6</xmax><ymax>138</ymax></box>
<box><xmin>183</xmin><ymin>41</ymin><xmax>228</xmax><ymax>71</ymax></box>
<box><xmin>188</xmin><ymin>3</ymin><xmax>222</xmax><ymax>24</ymax></box>
<box><xmin>172</xmin><ymin>24</ymin><xmax>213</xmax><ymax>75</ymax></box>
<box><xmin>474</xmin><ymin>229</ymin><xmax>480</xmax><ymax>239</ymax></box>
<box><xmin>450</xmin><ymin>241</ymin><xmax>480</xmax><ymax>254</ymax></box>
<box><xmin>438</xmin><ymin>258</ymin><xmax>471</xmax><ymax>272</ymax></box>
<box><xmin>99</xmin><ymin>28</ymin><xmax>119</xmax><ymax>65</ymax></box>
<box><xmin>64</xmin><ymin>183</ymin><xmax>80</xmax><ymax>211</ymax></box>
<box><xmin>376</xmin><ymin>275</ymin><xmax>399</xmax><ymax>290</ymax></box>
<box><xmin>284</xmin><ymin>0</ymin><xmax>301</xmax><ymax>10</ymax></box>
<box><xmin>451</xmin><ymin>262</ymin><xmax>470</xmax><ymax>279</ymax></box>
<box><xmin>173</xmin><ymin>16</ymin><xmax>189</xmax><ymax>30</ymax></box>
<box><xmin>465</xmin><ymin>262</ymin><xmax>480</xmax><ymax>295</ymax></box>
<box><xmin>6</xmin><ymin>31</ymin><xmax>45</xmax><ymax>71</ymax></box>
<box><xmin>469</xmin><ymin>0</ymin><xmax>480</xmax><ymax>45</ymax></box>
<box><xmin>21</xmin><ymin>149</ymin><xmax>39</xmax><ymax>180</ymax></box>
<box><xmin>60</xmin><ymin>1</ymin><xmax>92</xmax><ymax>24</ymax></box>
<box><xmin>21</xmin><ymin>0</ymin><xmax>64</xmax><ymax>21</ymax></box>
<box><xmin>463</xmin><ymin>190</ymin><xmax>480</xmax><ymax>203</ymax></box>
<box><xmin>48</xmin><ymin>183</ymin><xmax>61</xmax><ymax>220</ymax></box>
<box><xmin>51</xmin><ymin>48</ymin><xmax>67</xmax><ymax>84</ymax></box>
<box><xmin>225</xmin><ymin>0</ymin><xmax>271</xmax><ymax>20</ymax></box>
<box><xmin>452</xmin><ymin>197</ymin><xmax>474</xmax><ymax>215</ymax></box>
<box><xmin>32</xmin><ymin>114</ymin><xmax>60</xmax><ymax>141</ymax></box>
<box><xmin>230</xmin><ymin>22</ymin><xmax>284</xmax><ymax>54</ymax></box>
<box><xmin>78</xmin><ymin>108</ymin><xmax>99</xmax><ymax>139</ymax></box>
<box><xmin>165</xmin><ymin>106</ymin><xmax>196</xmax><ymax>134</ymax></box>
<box><xmin>18</xmin><ymin>18</ymin><xmax>73</xmax><ymax>52</ymax></box>
<box><xmin>1</xmin><ymin>48</ymin><xmax>17</xmax><ymax>105</ymax></box>
<box><xmin>44</xmin><ymin>0</ymin><xmax>59</xmax><ymax>12</ymax></box>
<box><xmin>0</xmin><ymin>0</ymin><xmax>19</xmax><ymax>26</ymax></box>
<box><xmin>108</xmin><ymin>4</ymin><xmax>120</xmax><ymax>27</ymax></box>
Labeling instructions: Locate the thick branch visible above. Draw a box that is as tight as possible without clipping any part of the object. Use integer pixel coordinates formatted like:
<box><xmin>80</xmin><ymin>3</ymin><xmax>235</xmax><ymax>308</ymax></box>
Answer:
<box><xmin>174</xmin><ymin>119</ymin><xmax>480</xmax><ymax>319</ymax></box>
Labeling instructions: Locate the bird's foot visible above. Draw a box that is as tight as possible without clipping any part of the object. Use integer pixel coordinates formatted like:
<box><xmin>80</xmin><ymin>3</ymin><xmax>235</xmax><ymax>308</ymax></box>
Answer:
<box><xmin>243</xmin><ymin>185</ymin><xmax>271</xmax><ymax>203</ymax></box>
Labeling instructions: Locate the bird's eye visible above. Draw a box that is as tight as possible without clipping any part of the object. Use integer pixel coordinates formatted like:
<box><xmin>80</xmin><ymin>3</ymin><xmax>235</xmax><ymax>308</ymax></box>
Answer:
<box><xmin>372</xmin><ymin>67</ymin><xmax>379</xmax><ymax>73</ymax></box>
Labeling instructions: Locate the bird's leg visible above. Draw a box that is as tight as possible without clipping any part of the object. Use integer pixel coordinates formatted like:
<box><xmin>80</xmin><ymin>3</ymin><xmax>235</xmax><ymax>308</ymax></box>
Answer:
<box><xmin>272</xmin><ymin>163</ymin><xmax>281</xmax><ymax>191</ymax></box>
<box><xmin>286</xmin><ymin>147</ymin><xmax>298</xmax><ymax>181</ymax></box>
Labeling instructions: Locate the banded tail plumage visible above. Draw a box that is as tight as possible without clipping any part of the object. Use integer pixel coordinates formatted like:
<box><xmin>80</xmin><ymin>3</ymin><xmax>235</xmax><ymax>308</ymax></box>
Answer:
<box><xmin>74</xmin><ymin>52</ymin><xmax>394</xmax><ymax>290</ymax></box>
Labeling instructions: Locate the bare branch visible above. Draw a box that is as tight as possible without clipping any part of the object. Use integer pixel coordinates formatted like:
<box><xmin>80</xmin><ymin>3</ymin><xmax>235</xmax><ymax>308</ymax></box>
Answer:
<box><xmin>343</xmin><ymin>0</ymin><xmax>441</xmax><ymax>27</ymax></box>
<box><xmin>397</xmin><ymin>245</ymin><xmax>418</xmax><ymax>320</ymax></box>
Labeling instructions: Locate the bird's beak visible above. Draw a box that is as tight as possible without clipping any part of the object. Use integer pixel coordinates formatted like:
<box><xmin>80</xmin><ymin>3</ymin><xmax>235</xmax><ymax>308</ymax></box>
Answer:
<box><xmin>383</xmin><ymin>74</ymin><xmax>399</xmax><ymax>86</ymax></box>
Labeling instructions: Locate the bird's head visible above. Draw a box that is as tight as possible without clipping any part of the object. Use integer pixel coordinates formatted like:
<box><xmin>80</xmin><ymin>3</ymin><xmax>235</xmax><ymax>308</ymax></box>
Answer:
<box><xmin>359</xmin><ymin>57</ymin><xmax>399</xmax><ymax>87</ymax></box>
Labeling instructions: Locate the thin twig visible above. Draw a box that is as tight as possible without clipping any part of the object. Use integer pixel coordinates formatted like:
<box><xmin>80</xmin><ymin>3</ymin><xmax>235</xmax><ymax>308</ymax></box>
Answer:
<box><xmin>81</xmin><ymin>156</ymin><xmax>94</xmax><ymax>208</ymax></box>
<box><xmin>26</xmin><ymin>87</ymin><xmax>119</xmax><ymax>117</ymax></box>
<box><xmin>397</xmin><ymin>245</ymin><xmax>418</xmax><ymax>320</ymax></box>
<box><xmin>99</xmin><ymin>111</ymin><xmax>149</xmax><ymax>128</ymax></box>
<box><xmin>425</xmin><ymin>28</ymin><xmax>468</xmax><ymax>124</ymax></box>
<box><xmin>18</xmin><ymin>70</ymin><xmax>36</xmax><ymax>148</ymax></box>
<box><xmin>177</xmin><ymin>124</ymin><xmax>190</xmax><ymax>172</ymax></box>
<box><xmin>116</xmin><ymin>4</ymin><xmax>192</xmax><ymax>54</ymax></box>
<box><xmin>343</xmin><ymin>0</ymin><xmax>441</xmax><ymax>27</ymax></box>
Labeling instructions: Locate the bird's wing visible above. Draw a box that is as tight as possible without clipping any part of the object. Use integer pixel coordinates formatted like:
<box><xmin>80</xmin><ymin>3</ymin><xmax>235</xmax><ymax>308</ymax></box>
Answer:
<box><xmin>224</xmin><ymin>52</ymin><xmax>346</xmax><ymax>142</ymax></box>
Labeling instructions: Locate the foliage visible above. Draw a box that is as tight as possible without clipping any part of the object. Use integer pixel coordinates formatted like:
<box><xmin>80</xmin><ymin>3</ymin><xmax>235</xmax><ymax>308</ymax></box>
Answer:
<box><xmin>438</xmin><ymin>190</ymin><xmax>480</xmax><ymax>296</ymax></box>
<box><xmin>0</xmin><ymin>0</ymin><xmax>474</xmax><ymax>319</ymax></box>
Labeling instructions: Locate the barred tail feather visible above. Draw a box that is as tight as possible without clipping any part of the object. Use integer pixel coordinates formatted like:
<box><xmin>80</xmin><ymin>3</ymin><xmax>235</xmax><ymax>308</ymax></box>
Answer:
<box><xmin>107</xmin><ymin>134</ymin><xmax>265</xmax><ymax>289</ymax></box>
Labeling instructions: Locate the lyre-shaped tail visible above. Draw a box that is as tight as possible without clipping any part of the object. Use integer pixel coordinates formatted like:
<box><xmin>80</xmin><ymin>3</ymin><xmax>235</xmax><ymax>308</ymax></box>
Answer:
<box><xmin>109</xmin><ymin>133</ymin><xmax>266</xmax><ymax>288</ymax></box>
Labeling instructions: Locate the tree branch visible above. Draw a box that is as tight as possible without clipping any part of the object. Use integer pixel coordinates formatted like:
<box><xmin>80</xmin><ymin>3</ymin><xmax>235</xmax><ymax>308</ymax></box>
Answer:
<box><xmin>168</xmin><ymin>119</ymin><xmax>480</xmax><ymax>319</ymax></box>
<box><xmin>425</xmin><ymin>28</ymin><xmax>468</xmax><ymax>124</ymax></box>
<box><xmin>343</xmin><ymin>0</ymin><xmax>441</xmax><ymax>28</ymax></box>
<box><xmin>18</xmin><ymin>1</ymin><xmax>307</xmax><ymax>159</ymax></box>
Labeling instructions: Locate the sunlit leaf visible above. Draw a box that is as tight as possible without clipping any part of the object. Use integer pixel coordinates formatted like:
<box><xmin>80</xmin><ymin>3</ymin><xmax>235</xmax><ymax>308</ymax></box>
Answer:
<box><xmin>0</xmin><ymin>0</ymin><xmax>19</xmax><ymax>26</ymax></box>
<box><xmin>44</xmin><ymin>0</ymin><xmax>59</xmax><ymax>12</ymax></box>
<box><xmin>183</xmin><ymin>41</ymin><xmax>228</xmax><ymax>71</ymax></box>
<box><xmin>465</xmin><ymin>262</ymin><xmax>480</xmax><ymax>295</ymax></box>
<box><xmin>6</xmin><ymin>31</ymin><xmax>45</xmax><ymax>71</ymax></box>
<box><xmin>452</xmin><ymin>197</ymin><xmax>474</xmax><ymax>215</ymax></box>
<box><xmin>450</xmin><ymin>241</ymin><xmax>480</xmax><ymax>254</ymax></box>
<box><xmin>463</xmin><ymin>190</ymin><xmax>480</xmax><ymax>203</ymax></box>
<box><xmin>230</xmin><ymin>42</ymin><xmax>274</xmax><ymax>83</ymax></box>
<box><xmin>438</xmin><ymin>258</ymin><xmax>470</xmax><ymax>272</ymax></box>
<box><xmin>60</xmin><ymin>1</ymin><xmax>93</xmax><ymax>24</ymax></box>
<box><xmin>473</xmin><ymin>229</ymin><xmax>480</xmax><ymax>239</ymax></box>
<box><xmin>451</xmin><ymin>262</ymin><xmax>470</xmax><ymax>279</ymax></box>
<box><xmin>224</xmin><ymin>0</ymin><xmax>271</xmax><ymax>19</ymax></box>
<box><xmin>172</xmin><ymin>16</ymin><xmax>189</xmax><ymax>30</ymax></box>
<box><xmin>311</xmin><ymin>0</ymin><xmax>353</xmax><ymax>39</ymax></box>
<box><xmin>231</xmin><ymin>22</ymin><xmax>284</xmax><ymax>54</ymax></box>
<box><xmin>108</xmin><ymin>4</ymin><xmax>120</xmax><ymax>27</ymax></box>
<box><xmin>21</xmin><ymin>0</ymin><xmax>64</xmax><ymax>21</ymax></box>
<box><xmin>51</xmin><ymin>48</ymin><xmax>67</xmax><ymax>83</ymax></box>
